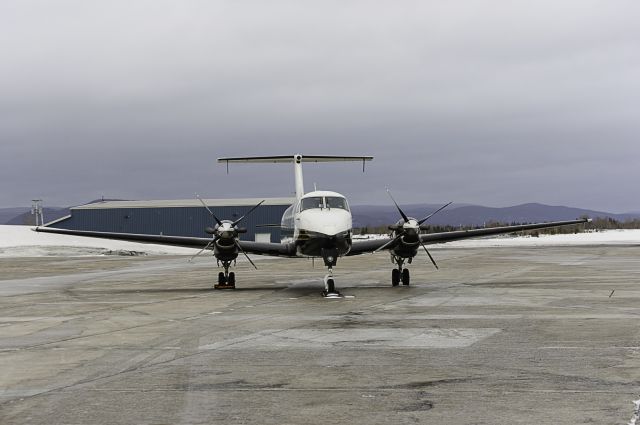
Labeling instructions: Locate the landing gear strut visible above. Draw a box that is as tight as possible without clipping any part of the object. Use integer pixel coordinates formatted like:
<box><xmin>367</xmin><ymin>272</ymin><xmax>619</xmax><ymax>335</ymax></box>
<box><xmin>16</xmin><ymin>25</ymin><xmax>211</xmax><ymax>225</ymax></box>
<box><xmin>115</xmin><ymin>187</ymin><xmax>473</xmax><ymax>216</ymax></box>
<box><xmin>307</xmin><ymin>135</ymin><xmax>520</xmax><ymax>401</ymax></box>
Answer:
<box><xmin>215</xmin><ymin>260</ymin><xmax>236</xmax><ymax>289</ymax></box>
<box><xmin>391</xmin><ymin>255</ymin><xmax>410</xmax><ymax>287</ymax></box>
<box><xmin>322</xmin><ymin>248</ymin><xmax>341</xmax><ymax>297</ymax></box>
<box><xmin>322</xmin><ymin>268</ymin><xmax>340</xmax><ymax>297</ymax></box>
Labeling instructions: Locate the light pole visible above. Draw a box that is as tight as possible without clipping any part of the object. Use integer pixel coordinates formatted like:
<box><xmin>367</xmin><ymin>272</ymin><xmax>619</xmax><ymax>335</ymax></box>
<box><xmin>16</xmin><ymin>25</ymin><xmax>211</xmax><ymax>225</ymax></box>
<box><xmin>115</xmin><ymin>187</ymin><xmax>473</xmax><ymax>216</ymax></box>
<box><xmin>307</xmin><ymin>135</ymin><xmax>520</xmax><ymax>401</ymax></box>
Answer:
<box><xmin>31</xmin><ymin>199</ymin><xmax>44</xmax><ymax>226</ymax></box>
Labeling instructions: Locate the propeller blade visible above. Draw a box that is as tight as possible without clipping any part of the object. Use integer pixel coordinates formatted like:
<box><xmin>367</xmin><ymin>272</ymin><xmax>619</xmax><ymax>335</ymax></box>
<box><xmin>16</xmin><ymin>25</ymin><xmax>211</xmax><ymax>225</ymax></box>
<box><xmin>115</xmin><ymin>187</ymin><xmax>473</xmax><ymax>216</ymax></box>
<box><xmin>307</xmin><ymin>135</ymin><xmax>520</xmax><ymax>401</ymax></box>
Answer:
<box><xmin>234</xmin><ymin>239</ymin><xmax>258</xmax><ymax>269</ymax></box>
<box><xmin>374</xmin><ymin>232</ymin><xmax>404</xmax><ymax>253</ymax></box>
<box><xmin>196</xmin><ymin>195</ymin><xmax>223</xmax><ymax>226</ymax></box>
<box><xmin>188</xmin><ymin>238</ymin><xmax>216</xmax><ymax>262</ymax></box>
<box><xmin>386</xmin><ymin>188</ymin><xmax>409</xmax><ymax>223</ymax></box>
<box><xmin>418</xmin><ymin>202</ymin><xmax>452</xmax><ymax>226</ymax></box>
<box><xmin>420</xmin><ymin>241</ymin><xmax>439</xmax><ymax>269</ymax></box>
<box><xmin>232</xmin><ymin>200</ymin><xmax>265</xmax><ymax>226</ymax></box>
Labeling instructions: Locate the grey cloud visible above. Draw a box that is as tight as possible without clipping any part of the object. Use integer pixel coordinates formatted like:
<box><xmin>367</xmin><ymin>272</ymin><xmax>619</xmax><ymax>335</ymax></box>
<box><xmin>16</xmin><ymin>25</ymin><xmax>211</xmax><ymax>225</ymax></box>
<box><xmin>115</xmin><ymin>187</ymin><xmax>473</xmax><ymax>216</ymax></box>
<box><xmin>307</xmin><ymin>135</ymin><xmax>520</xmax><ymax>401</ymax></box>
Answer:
<box><xmin>1</xmin><ymin>0</ymin><xmax>639</xmax><ymax>211</ymax></box>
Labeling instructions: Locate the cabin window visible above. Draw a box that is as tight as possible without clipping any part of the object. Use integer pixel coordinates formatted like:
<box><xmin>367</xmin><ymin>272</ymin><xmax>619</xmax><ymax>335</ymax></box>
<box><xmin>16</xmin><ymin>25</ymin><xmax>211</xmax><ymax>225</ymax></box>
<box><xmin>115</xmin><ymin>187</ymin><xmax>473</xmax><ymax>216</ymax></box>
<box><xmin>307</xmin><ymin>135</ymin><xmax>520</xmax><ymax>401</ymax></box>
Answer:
<box><xmin>325</xmin><ymin>197</ymin><xmax>349</xmax><ymax>211</ymax></box>
<box><xmin>301</xmin><ymin>197</ymin><xmax>324</xmax><ymax>211</ymax></box>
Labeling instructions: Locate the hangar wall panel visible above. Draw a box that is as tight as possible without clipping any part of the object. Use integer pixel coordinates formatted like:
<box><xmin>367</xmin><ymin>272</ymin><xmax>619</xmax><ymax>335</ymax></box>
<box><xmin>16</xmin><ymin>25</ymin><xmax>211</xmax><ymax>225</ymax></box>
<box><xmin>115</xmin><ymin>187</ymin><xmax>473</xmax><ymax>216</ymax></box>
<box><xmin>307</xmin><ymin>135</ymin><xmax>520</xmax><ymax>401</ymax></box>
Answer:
<box><xmin>50</xmin><ymin>201</ymin><xmax>291</xmax><ymax>242</ymax></box>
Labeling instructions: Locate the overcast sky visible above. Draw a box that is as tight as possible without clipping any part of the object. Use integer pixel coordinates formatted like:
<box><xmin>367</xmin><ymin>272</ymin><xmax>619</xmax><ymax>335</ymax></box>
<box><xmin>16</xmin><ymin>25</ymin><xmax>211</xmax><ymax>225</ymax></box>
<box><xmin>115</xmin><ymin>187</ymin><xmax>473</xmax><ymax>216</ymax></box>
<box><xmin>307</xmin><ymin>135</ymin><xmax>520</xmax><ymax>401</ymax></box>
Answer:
<box><xmin>1</xmin><ymin>0</ymin><xmax>639</xmax><ymax>212</ymax></box>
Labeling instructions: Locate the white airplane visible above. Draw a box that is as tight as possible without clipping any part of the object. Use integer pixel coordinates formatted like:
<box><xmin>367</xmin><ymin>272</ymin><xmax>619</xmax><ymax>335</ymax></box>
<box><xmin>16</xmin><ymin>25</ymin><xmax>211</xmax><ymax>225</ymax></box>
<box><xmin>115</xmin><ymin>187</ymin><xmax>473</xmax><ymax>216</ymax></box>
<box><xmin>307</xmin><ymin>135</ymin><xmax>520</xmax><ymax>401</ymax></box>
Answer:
<box><xmin>36</xmin><ymin>154</ymin><xmax>590</xmax><ymax>296</ymax></box>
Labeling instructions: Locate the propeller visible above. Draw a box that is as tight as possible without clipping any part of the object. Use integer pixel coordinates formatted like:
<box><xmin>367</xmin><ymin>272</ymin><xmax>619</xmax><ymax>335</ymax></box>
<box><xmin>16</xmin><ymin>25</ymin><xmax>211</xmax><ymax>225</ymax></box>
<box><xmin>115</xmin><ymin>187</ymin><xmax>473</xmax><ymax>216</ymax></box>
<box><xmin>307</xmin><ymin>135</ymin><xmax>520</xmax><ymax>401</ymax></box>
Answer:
<box><xmin>188</xmin><ymin>238</ymin><xmax>217</xmax><ymax>263</ymax></box>
<box><xmin>197</xmin><ymin>195</ymin><xmax>223</xmax><ymax>226</ymax></box>
<box><xmin>375</xmin><ymin>189</ymin><xmax>451</xmax><ymax>269</ymax></box>
<box><xmin>417</xmin><ymin>201</ymin><xmax>452</xmax><ymax>228</ymax></box>
<box><xmin>189</xmin><ymin>195</ymin><xmax>265</xmax><ymax>266</ymax></box>
<box><xmin>231</xmin><ymin>199</ymin><xmax>265</xmax><ymax>227</ymax></box>
<box><xmin>234</xmin><ymin>239</ymin><xmax>258</xmax><ymax>269</ymax></box>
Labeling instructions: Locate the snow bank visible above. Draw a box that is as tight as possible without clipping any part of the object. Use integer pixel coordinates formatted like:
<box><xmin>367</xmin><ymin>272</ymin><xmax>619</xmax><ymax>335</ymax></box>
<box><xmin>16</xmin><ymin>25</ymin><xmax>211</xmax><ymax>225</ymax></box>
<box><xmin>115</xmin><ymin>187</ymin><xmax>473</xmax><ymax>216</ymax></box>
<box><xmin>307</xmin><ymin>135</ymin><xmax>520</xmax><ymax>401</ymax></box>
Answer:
<box><xmin>0</xmin><ymin>225</ymin><xmax>199</xmax><ymax>257</ymax></box>
<box><xmin>357</xmin><ymin>230</ymin><xmax>640</xmax><ymax>248</ymax></box>
<box><xmin>1</xmin><ymin>225</ymin><xmax>639</xmax><ymax>258</ymax></box>
<box><xmin>432</xmin><ymin>229</ymin><xmax>640</xmax><ymax>248</ymax></box>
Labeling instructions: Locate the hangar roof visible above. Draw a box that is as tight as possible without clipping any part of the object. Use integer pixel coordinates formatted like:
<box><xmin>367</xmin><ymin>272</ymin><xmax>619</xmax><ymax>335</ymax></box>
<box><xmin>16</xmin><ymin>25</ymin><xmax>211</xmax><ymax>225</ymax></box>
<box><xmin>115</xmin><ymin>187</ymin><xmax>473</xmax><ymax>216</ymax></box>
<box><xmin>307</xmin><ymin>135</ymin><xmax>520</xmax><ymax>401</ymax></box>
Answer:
<box><xmin>72</xmin><ymin>198</ymin><xmax>295</xmax><ymax>210</ymax></box>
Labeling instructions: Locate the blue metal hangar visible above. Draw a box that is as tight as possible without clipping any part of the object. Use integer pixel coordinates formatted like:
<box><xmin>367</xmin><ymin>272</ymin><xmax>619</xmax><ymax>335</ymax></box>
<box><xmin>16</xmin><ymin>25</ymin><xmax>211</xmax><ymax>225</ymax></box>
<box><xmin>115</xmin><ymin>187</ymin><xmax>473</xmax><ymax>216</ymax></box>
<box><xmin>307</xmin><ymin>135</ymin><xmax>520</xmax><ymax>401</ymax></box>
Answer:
<box><xmin>46</xmin><ymin>198</ymin><xmax>294</xmax><ymax>242</ymax></box>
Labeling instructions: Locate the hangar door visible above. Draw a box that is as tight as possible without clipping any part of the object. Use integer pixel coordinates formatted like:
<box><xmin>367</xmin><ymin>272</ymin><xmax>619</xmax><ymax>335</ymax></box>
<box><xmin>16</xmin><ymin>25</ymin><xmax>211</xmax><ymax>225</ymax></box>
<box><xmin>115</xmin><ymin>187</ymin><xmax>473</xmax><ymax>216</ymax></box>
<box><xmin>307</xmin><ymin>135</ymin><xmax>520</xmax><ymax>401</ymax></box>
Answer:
<box><xmin>255</xmin><ymin>233</ymin><xmax>272</xmax><ymax>243</ymax></box>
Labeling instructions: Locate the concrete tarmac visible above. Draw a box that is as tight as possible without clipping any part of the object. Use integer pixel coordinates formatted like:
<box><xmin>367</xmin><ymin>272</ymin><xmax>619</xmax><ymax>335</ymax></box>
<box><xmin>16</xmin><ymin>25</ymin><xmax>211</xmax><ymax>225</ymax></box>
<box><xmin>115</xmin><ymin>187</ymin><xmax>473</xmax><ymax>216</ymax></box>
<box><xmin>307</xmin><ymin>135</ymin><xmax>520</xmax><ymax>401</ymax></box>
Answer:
<box><xmin>1</xmin><ymin>246</ymin><xmax>639</xmax><ymax>424</ymax></box>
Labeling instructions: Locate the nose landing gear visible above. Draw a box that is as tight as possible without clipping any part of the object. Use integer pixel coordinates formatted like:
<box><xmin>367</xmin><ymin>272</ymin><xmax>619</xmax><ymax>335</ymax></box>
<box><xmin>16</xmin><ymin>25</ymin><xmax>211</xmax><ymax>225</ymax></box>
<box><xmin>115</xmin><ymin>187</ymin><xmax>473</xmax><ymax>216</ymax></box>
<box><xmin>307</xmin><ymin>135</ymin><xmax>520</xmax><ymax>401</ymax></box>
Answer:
<box><xmin>323</xmin><ymin>268</ymin><xmax>341</xmax><ymax>298</ymax></box>
<box><xmin>321</xmin><ymin>248</ymin><xmax>342</xmax><ymax>298</ymax></box>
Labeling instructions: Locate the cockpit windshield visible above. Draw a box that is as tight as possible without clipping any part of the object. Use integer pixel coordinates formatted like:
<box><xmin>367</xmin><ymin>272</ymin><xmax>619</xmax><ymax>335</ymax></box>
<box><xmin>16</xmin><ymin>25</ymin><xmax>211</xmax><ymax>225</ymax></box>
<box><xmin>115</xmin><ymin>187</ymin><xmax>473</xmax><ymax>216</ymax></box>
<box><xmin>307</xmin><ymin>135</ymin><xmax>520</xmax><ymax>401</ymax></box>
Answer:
<box><xmin>325</xmin><ymin>196</ymin><xmax>349</xmax><ymax>211</ymax></box>
<box><xmin>300</xmin><ymin>197</ymin><xmax>324</xmax><ymax>211</ymax></box>
<box><xmin>300</xmin><ymin>196</ymin><xmax>350</xmax><ymax>212</ymax></box>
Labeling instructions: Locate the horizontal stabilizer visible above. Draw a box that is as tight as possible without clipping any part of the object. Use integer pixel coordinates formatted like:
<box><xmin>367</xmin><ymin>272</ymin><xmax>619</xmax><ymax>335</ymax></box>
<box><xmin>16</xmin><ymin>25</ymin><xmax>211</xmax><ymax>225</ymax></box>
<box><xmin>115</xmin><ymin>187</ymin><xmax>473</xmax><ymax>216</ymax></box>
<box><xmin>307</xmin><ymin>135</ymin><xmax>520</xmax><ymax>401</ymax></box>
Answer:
<box><xmin>218</xmin><ymin>154</ymin><xmax>374</xmax><ymax>198</ymax></box>
<box><xmin>218</xmin><ymin>155</ymin><xmax>373</xmax><ymax>163</ymax></box>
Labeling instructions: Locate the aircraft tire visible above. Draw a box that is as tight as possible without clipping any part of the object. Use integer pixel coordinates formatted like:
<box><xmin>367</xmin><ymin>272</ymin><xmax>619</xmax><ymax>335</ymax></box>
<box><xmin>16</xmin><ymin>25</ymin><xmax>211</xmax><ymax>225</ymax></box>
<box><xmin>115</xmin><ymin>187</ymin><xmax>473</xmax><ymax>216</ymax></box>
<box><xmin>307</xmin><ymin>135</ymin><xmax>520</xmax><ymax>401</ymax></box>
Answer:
<box><xmin>327</xmin><ymin>278</ymin><xmax>335</xmax><ymax>293</ymax></box>
<box><xmin>392</xmin><ymin>269</ymin><xmax>400</xmax><ymax>287</ymax></box>
<box><xmin>402</xmin><ymin>269</ymin><xmax>410</xmax><ymax>286</ymax></box>
<box><xmin>218</xmin><ymin>272</ymin><xmax>226</xmax><ymax>284</ymax></box>
<box><xmin>228</xmin><ymin>272</ymin><xmax>236</xmax><ymax>286</ymax></box>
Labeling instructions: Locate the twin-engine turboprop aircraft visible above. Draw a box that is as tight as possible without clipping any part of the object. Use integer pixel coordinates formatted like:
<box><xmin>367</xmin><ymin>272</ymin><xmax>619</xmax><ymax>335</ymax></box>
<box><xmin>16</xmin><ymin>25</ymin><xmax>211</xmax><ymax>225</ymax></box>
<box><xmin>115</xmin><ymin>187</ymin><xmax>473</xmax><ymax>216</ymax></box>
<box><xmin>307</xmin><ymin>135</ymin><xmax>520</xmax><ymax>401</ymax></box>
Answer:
<box><xmin>35</xmin><ymin>154</ymin><xmax>590</xmax><ymax>296</ymax></box>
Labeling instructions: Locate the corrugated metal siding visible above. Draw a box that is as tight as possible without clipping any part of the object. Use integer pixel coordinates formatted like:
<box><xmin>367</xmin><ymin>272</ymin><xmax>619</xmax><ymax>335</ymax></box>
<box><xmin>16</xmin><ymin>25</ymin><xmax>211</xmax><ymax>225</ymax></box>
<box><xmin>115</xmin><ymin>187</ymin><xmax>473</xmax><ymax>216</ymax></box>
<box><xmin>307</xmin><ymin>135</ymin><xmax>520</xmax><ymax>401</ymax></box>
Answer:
<box><xmin>73</xmin><ymin>198</ymin><xmax>294</xmax><ymax>209</ymax></box>
<box><xmin>51</xmin><ymin>204</ymin><xmax>289</xmax><ymax>241</ymax></box>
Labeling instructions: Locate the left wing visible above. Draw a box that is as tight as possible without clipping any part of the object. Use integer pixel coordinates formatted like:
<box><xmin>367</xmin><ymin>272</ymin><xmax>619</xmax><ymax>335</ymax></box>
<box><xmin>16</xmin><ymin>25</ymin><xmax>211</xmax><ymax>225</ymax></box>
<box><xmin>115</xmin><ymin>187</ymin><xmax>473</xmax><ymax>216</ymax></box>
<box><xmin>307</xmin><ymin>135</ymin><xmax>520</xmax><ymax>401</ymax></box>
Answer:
<box><xmin>348</xmin><ymin>218</ymin><xmax>591</xmax><ymax>255</ymax></box>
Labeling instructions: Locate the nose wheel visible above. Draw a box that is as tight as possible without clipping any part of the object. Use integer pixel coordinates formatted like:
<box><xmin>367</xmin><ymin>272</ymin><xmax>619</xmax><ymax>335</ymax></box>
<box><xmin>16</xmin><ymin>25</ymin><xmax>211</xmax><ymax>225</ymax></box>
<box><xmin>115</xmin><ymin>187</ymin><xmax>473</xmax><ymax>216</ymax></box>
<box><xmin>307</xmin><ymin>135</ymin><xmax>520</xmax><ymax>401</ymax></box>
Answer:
<box><xmin>322</xmin><ymin>268</ymin><xmax>342</xmax><ymax>298</ymax></box>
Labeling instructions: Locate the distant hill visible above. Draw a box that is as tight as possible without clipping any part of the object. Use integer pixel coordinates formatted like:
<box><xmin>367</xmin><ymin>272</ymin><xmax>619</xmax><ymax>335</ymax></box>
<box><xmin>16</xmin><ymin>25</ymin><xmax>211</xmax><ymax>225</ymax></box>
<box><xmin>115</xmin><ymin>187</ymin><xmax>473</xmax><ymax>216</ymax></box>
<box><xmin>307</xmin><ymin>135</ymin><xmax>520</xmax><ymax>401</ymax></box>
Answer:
<box><xmin>1</xmin><ymin>199</ymin><xmax>126</xmax><ymax>225</ymax></box>
<box><xmin>352</xmin><ymin>203</ymin><xmax>640</xmax><ymax>228</ymax></box>
<box><xmin>0</xmin><ymin>208</ymin><xmax>31</xmax><ymax>225</ymax></box>
<box><xmin>3</xmin><ymin>201</ymin><xmax>639</xmax><ymax>228</ymax></box>
<box><xmin>5</xmin><ymin>207</ymin><xmax>70</xmax><ymax>225</ymax></box>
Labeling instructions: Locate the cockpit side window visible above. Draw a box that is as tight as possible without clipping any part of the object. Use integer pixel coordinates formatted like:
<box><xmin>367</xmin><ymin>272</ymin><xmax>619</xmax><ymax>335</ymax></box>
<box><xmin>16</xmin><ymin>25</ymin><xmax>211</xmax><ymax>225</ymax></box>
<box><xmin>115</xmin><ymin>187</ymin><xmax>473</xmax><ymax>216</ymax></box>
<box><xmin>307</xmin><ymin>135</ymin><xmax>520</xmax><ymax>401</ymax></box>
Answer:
<box><xmin>301</xmin><ymin>197</ymin><xmax>324</xmax><ymax>211</ymax></box>
<box><xmin>325</xmin><ymin>197</ymin><xmax>349</xmax><ymax>211</ymax></box>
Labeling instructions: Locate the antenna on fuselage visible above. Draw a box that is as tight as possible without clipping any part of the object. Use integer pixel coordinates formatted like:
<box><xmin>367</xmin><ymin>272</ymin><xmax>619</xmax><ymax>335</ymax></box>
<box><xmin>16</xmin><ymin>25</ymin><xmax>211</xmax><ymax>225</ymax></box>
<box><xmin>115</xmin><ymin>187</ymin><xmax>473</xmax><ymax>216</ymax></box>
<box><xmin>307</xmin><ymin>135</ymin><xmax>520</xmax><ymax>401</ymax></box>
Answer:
<box><xmin>217</xmin><ymin>154</ymin><xmax>374</xmax><ymax>201</ymax></box>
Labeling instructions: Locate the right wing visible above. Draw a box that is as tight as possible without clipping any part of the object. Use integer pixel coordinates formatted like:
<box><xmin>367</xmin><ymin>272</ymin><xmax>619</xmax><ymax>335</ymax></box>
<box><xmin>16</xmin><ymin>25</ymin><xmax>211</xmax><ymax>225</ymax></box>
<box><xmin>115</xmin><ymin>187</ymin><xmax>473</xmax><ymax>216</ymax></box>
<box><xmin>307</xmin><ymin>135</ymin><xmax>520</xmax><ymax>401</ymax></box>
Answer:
<box><xmin>34</xmin><ymin>226</ymin><xmax>298</xmax><ymax>257</ymax></box>
<box><xmin>34</xmin><ymin>227</ymin><xmax>212</xmax><ymax>248</ymax></box>
<box><xmin>237</xmin><ymin>240</ymin><xmax>297</xmax><ymax>257</ymax></box>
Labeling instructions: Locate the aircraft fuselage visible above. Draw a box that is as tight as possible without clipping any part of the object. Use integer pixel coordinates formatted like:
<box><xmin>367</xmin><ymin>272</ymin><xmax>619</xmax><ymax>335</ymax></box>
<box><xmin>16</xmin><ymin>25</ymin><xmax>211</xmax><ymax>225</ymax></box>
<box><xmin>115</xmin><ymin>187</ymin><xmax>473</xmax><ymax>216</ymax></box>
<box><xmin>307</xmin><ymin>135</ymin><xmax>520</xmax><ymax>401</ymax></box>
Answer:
<box><xmin>280</xmin><ymin>190</ymin><xmax>353</xmax><ymax>260</ymax></box>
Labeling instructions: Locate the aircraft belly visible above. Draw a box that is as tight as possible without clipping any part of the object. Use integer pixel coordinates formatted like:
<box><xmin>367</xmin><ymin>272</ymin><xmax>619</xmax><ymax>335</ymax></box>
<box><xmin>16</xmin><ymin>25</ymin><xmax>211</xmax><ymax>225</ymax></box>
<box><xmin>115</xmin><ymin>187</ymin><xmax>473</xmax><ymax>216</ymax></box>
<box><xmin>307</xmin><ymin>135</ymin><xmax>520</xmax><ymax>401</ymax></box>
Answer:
<box><xmin>295</xmin><ymin>232</ymin><xmax>352</xmax><ymax>258</ymax></box>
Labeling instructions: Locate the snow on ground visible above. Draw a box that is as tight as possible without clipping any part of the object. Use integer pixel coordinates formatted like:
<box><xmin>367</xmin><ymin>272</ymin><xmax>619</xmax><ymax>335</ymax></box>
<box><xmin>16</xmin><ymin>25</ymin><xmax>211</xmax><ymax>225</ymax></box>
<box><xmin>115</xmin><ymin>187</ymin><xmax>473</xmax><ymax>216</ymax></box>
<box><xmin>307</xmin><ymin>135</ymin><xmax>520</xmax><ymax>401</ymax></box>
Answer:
<box><xmin>431</xmin><ymin>229</ymin><xmax>640</xmax><ymax>248</ymax></box>
<box><xmin>356</xmin><ymin>229</ymin><xmax>640</xmax><ymax>248</ymax></box>
<box><xmin>1</xmin><ymin>225</ymin><xmax>639</xmax><ymax>258</ymax></box>
<box><xmin>0</xmin><ymin>225</ymin><xmax>199</xmax><ymax>257</ymax></box>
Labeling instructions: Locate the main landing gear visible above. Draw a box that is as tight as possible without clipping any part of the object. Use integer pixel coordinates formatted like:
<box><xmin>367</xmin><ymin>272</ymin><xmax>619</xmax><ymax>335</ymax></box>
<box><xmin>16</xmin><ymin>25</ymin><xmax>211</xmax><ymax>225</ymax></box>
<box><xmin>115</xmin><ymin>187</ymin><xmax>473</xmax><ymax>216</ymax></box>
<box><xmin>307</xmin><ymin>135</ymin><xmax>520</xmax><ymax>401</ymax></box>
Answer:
<box><xmin>391</xmin><ymin>255</ymin><xmax>411</xmax><ymax>287</ymax></box>
<box><xmin>215</xmin><ymin>260</ymin><xmax>236</xmax><ymax>289</ymax></box>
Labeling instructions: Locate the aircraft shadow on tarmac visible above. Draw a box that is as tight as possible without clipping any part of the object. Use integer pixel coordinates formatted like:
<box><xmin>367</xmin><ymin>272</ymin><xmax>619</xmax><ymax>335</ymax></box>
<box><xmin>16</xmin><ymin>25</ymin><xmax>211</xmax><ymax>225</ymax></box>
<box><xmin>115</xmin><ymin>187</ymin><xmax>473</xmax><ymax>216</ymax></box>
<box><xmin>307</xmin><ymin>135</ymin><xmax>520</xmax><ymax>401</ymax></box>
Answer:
<box><xmin>85</xmin><ymin>285</ymin><xmax>294</xmax><ymax>295</ymax></box>
<box><xmin>79</xmin><ymin>282</ymin><xmax>414</xmax><ymax>296</ymax></box>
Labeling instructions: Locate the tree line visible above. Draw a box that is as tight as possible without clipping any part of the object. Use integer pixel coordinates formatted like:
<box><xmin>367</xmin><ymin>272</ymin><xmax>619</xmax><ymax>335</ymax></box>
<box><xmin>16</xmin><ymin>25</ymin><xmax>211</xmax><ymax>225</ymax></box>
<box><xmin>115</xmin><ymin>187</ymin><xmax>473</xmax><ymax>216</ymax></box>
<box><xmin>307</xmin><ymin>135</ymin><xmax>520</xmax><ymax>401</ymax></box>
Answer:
<box><xmin>355</xmin><ymin>216</ymin><xmax>640</xmax><ymax>237</ymax></box>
